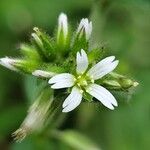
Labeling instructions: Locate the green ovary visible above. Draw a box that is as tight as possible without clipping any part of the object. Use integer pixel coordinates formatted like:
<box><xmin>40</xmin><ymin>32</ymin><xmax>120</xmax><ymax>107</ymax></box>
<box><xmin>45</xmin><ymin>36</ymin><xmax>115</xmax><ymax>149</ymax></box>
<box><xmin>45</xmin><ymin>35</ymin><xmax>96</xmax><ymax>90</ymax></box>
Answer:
<box><xmin>75</xmin><ymin>75</ymin><xmax>94</xmax><ymax>88</ymax></box>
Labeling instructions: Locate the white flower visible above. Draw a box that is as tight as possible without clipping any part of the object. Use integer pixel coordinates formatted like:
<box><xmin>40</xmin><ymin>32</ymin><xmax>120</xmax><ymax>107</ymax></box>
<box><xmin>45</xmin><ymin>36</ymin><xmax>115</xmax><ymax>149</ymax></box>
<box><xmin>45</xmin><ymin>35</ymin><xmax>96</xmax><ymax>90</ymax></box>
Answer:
<box><xmin>32</xmin><ymin>70</ymin><xmax>56</xmax><ymax>78</ymax></box>
<box><xmin>57</xmin><ymin>13</ymin><xmax>68</xmax><ymax>40</ymax></box>
<box><xmin>48</xmin><ymin>49</ymin><xmax>119</xmax><ymax>112</ymax></box>
<box><xmin>77</xmin><ymin>18</ymin><xmax>92</xmax><ymax>40</ymax></box>
<box><xmin>0</xmin><ymin>57</ymin><xmax>18</xmax><ymax>71</ymax></box>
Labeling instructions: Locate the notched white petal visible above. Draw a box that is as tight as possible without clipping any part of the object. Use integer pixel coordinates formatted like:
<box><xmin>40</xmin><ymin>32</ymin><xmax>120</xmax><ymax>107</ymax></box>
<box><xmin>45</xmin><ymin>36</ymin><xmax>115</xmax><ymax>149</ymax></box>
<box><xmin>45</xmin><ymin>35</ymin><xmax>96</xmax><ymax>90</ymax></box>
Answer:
<box><xmin>51</xmin><ymin>80</ymin><xmax>74</xmax><ymax>89</ymax></box>
<box><xmin>87</xmin><ymin>56</ymin><xmax>115</xmax><ymax>75</ymax></box>
<box><xmin>87</xmin><ymin>56</ymin><xmax>119</xmax><ymax>80</ymax></box>
<box><xmin>48</xmin><ymin>73</ymin><xmax>74</xmax><ymax>84</ymax></box>
<box><xmin>48</xmin><ymin>73</ymin><xmax>75</xmax><ymax>89</ymax></box>
<box><xmin>62</xmin><ymin>87</ymin><xmax>82</xmax><ymax>113</ymax></box>
<box><xmin>32</xmin><ymin>70</ymin><xmax>56</xmax><ymax>78</ymax></box>
<box><xmin>99</xmin><ymin>56</ymin><xmax>115</xmax><ymax>63</ymax></box>
<box><xmin>76</xmin><ymin>49</ymin><xmax>88</xmax><ymax>74</ymax></box>
<box><xmin>86</xmin><ymin>84</ymin><xmax>118</xmax><ymax>110</ymax></box>
<box><xmin>93</xmin><ymin>60</ymin><xmax>119</xmax><ymax>80</ymax></box>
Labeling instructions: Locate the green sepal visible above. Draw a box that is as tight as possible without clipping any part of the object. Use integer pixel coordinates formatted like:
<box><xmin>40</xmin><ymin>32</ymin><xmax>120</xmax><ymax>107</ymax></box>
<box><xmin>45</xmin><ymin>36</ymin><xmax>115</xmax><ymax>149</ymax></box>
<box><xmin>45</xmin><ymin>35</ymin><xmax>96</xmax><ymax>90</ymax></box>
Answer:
<box><xmin>88</xmin><ymin>47</ymin><xmax>104</xmax><ymax>64</ymax></box>
<box><xmin>31</xmin><ymin>33</ymin><xmax>48</xmax><ymax>61</ymax></box>
<box><xmin>72</xmin><ymin>34</ymin><xmax>88</xmax><ymax>54</ymax></box>
<box><xmin>33</xmin><ymin>27</ymin><xmax>56</xmax><ymax>61</ymax></box>
<box><xmin>14</xmin><ymin>59</ymin><xmax>40</xmax><ymax>74</ymax></box>
<box><xmin>83</xmin><ymin>92</ymin><xmax>93</xmax><ymax>102</ymax></box>
<box><xmin>56</xmin><ymin>26</ymin><xmax>70</xmax><ymax>54</ymax></box>
<box><xmin>41</xmin><ymin>63</ymin><xmax>67</xmax><ymax>74</ymax></box>
<box><xmin>20</xmin><ymin>44</ymin><xmax>41</xmax><ymax>60</ymax></box>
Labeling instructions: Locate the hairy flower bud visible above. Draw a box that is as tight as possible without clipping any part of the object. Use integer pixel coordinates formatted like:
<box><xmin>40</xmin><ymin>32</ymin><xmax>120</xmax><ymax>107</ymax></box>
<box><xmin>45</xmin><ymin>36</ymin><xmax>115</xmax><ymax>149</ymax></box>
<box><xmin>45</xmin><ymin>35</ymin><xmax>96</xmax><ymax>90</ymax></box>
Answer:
<box><xmin>102</xmin><ymin>72</ymin><xmax>139</xmax><ymax>91</ymax></box>
<box><xmin>57</xmin><ymin>13</ymin><xmax>69</xmax><ymax>49</ymax></box>
<box><xmin>76</xmin><ymin>18</ymin><xmax>92</xmax><ymax>41</ymax></box>
<box><xmin>58</xmin><ymin>13</ymin><xmax>68</xmax><ymax>40</ymax></box>
<box><xmin>0</xmin><ymin>57</ymin><xmax>19</xmax><ymax>71</ymax></box>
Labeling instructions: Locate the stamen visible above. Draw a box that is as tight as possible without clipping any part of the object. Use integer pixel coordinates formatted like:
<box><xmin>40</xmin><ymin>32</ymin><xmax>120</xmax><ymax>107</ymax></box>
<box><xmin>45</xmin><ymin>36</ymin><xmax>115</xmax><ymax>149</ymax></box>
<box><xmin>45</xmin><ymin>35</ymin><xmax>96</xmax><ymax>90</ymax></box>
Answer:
<box><xmin>77</xmin><ymin>75</ymin><xmax>81</xmax><ymax>79</ymax></box>
<box><xmin>80</xmin><ymin>90</ymin><xmax>84</xmax><ymax>94</ymax></box>
<box><xmin>77</xmin><ymin>83</ymin><xmax>81</xmax><ymax>87</ymax></box>
<box><xmin>91</xmin><ymin>79</ymin><xmax>94</xmax><ymax>83</ymax></box>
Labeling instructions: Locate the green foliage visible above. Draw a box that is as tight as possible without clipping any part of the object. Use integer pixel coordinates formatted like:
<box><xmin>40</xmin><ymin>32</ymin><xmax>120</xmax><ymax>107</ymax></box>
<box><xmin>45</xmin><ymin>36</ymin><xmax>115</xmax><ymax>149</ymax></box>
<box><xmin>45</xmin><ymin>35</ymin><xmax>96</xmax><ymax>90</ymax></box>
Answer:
<box><xmin>53</xmin><ymin>130</ymin><xmax>101</xmax><ymax>150</ymax></box>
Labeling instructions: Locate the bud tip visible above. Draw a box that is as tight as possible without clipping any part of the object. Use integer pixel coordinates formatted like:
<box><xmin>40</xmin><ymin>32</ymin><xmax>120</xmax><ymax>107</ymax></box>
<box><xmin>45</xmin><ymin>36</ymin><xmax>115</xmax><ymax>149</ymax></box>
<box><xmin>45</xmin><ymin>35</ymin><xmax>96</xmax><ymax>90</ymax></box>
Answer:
<box><xmin>133</xmin><ymin>82</ymin><xmax>139</xmax><ymax>87</ymax></box>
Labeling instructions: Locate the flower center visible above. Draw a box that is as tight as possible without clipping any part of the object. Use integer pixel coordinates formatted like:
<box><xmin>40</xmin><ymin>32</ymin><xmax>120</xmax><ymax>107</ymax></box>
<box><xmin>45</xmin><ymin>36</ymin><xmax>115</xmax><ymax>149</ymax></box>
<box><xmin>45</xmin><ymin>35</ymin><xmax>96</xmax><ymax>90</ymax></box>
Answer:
<box><xmin>75</xmin><ymin>75</ymin><xmax>94</xmax><ymax>89</ymax></box>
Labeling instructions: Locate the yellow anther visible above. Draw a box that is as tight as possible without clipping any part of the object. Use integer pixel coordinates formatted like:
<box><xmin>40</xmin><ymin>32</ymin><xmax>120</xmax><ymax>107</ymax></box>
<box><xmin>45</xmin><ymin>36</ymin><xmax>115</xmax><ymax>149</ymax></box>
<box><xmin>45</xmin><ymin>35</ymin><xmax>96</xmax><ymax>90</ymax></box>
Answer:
<box><xmin>91</xmin><ymin>79</ymin><xmax>94</xmax><ymax>83</ymax></box>
<box><xmin>80</xmin><ymin>90</ymin><xmax>84</xmax><ymax>94</ymax></box>
<box><xmin>77</xmin><ymin>83</ymin><xmax>81</xmax><ymax>87</ymax></box>
<box><xmin>77</xmin><ymin>75</ymin><xmax>82</xmax><ymax>79</ymax></box>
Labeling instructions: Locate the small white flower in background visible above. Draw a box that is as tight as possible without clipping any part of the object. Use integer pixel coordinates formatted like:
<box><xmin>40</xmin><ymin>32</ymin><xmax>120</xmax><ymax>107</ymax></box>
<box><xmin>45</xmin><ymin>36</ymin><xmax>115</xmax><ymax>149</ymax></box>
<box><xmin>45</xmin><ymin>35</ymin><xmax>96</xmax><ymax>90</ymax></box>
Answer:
<box><xmin>57</xmin><ymin>13</ymin><xmax>68</xmax><ymax>41</ymax></box>
<box><xmin>77</xmin><ymin>18</ymin><xmax>92</xmax><ymax>40</ymax></box>
<box><xmin>32</xmin><ymin>70</ymin><xmax>56</xmax><ymax>78</ymax></box>
<box><xmin>48</xmin><ymin>49</ymin><xmax>119</xmax><ymax>112</ymax></box>
<box><xmin>0</xmin><ymin>57</ymin><xmax>18</xmax><ymax>71</ymax></box>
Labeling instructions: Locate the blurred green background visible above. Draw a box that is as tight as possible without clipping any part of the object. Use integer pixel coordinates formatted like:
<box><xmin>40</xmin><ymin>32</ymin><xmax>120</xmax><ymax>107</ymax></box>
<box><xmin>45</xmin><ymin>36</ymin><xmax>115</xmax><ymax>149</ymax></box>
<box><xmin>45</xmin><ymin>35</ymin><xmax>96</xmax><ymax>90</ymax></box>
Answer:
<box><xmin>0</xmin><ymin>0</ymin><xmax>150</xmax><ymax>150</ymax></box>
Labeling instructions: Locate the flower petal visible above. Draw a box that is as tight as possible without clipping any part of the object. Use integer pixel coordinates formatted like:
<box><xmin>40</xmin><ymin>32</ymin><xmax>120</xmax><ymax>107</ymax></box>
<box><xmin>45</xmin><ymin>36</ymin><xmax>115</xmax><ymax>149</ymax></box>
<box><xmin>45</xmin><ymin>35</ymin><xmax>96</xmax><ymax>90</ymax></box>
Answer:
<box><xmin>48</xmin><ymin>73</ymin><xmax>74</xmax><ymax>84</ymax></box>
<box><xmin>87</xmin><ymin>56</ymin><xmax>119</xmax><ymax>80</ymax></box>
<box><xmin>62</xmin><ymin>86</ymin><xmax>82</xmax><ymax>112</ymax></box>
<box><xmin>48</xmin><ymin>73</ymin><xmax>75</xmax><ymax>89</ymax></box>
<box><xmin>32</xmin><ymin>70</ymin><xmax>56</xmax><ymax>78</ymax></box>
<box><xmin>76</xmin><ymin>49</ymin><xmax>88</xmax><ymax>74</ymax></box>
<box><xmin>93</xmin><ymin>60</ymin><xmax>119</xmax><ymax>80</ymax></box>
<box><xmin>86</xmin><ymin>84</ymin><xmax>118</xmax><ymax>110</ymax></box>
<box><xmin>87</xmin><ymin>56</ymin><xmax>115</xmax><ymax>75</ymax></box>
<box><xmin>51</xmin><ymin>81</ymin><xmax>74</xmax><ymax>89</ymax></box>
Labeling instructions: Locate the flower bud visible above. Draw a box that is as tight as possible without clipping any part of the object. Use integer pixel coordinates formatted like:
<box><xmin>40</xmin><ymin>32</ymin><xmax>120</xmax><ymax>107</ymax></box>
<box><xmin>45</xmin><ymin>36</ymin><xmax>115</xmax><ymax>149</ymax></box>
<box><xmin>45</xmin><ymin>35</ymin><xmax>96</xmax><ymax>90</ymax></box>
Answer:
<box><xmin>58</xmin><ymin>13</ymin><xmax>68</xmax><ymax>39</ymax></box>
<box><xmin>76</xmin><ymin>18</ymin><xmax>92</xmax><ymax>41</ymax></box>
<box><xmin>119</xmin><ymin>78</ymin><xmax>139</xmax><ymax>89</ymax></box>
<box><xmin>0</xmin><ymin>57</ymin><xmax>19</xmax><ymax>71</ymax></box>
<box><xmin>102</xmin><ymin>76</ymin><xmax>139</xmax><ymax>91</ymax></box>
<box><xmin>57</xmin><ymin>13</ymin><xmax>69</xmax><ymax>48</ymax></box>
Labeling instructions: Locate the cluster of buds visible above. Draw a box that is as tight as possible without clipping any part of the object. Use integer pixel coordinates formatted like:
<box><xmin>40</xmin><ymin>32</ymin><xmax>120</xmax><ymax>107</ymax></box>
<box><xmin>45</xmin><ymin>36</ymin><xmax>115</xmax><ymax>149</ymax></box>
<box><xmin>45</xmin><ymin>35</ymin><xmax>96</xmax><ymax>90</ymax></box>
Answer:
<box><xmin>0</xmin><ymin>13</ymin><xmax>138</xmax><ymax>141</ymax></box>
